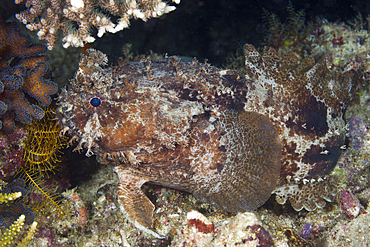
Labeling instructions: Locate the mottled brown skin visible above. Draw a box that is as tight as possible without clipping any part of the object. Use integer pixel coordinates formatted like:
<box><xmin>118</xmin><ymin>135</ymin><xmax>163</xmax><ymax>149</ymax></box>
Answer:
<box><xmin>57</xmin><ymin>46</ymin><xmax>357</xmax><ymax>236</ymax></box>
<box><xmin>243</xmin><ymin>45</ymin><xmax>358</xmax><ymax>211</ymax></box>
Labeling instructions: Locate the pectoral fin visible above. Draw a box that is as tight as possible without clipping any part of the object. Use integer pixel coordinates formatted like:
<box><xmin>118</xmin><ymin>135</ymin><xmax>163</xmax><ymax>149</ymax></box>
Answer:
<box><xmin>113</xmin><ymin>166</ymin><xmax>163</xmax><ymax>238</ymax></box>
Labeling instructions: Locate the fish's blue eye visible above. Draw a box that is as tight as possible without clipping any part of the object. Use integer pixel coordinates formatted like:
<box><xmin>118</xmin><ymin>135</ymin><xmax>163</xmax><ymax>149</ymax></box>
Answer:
<box><xmin>87</xmin><ymin>95</ymin><xmax>105</xmax><ymax>109</ymax></box>
<box><xmin>90</xmin><ymin>97</ymin><xmax>101</xmax><ymax>107</ymax></box>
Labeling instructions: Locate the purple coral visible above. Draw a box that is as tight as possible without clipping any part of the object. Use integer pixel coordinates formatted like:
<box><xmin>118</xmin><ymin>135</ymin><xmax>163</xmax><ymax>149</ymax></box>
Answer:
<box><xmin>299</xmin><ymin>223</ymin><xmax>313</xmax><ymax>239</ymax></box>
<box><xmin>0</xmin><ymin>15</ymin><xmax>57</xmax><ymax>134</ymax></box>
<box><xmin>245</xmin><ymin>225</ymin><xmax>274</xmax><ymax>246</ymax></box>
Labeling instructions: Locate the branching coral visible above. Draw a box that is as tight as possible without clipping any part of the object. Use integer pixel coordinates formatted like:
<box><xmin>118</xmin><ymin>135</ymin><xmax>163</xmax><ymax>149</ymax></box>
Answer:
<box><xmin>0</xmin><ymin>179</ymin><xmax>35</xmax><ymax>227</ymax></box>
<box><xmin>0</xmin><ymin>192</ymin><xmax>22</xmax><ymax>204</ymax></box>
<box><xmin>0</xmin><ymin>214</ymin><xmax>38</xmax><ymax>247</ymax></box>
<box><xmin>15</xmin><ymin>0</ymin><xmax>180</xmax><ymax>50</ymax></box>
<box><xmin>0</xmin><ymin>180</ymin><xmax>37</xmax><ymax>247</ymax></box>
<box><xmin>0</xmin><ymin>16</ymin><xmax>58</xmax><ymax>134</ymax></box>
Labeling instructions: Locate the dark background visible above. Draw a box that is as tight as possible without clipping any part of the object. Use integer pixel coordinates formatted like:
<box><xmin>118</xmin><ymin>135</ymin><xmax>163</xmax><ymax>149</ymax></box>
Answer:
<box><xmin>2</xmin><ymin>0</ymin><xmax>369</xmax><ymax>66</ymax></box>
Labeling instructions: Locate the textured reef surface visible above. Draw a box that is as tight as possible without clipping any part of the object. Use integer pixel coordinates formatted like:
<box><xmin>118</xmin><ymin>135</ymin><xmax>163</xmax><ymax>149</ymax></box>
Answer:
<box><xmin>56</xmin><ymin>44</ymin><xmax>357</xmax><ymax>237</ymax></box>
<box><xmin>0</xmin><ymin>17</ymin><xmax>58</xmax><ymax>134</ymax></box>
<box><xmin>2</xmin><ymin>1</ymin><xmax>370</xmax><ymax>246</ymax></box>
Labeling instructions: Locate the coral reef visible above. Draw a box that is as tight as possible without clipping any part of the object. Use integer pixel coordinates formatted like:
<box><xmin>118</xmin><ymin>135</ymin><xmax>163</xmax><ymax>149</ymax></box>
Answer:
<box><xmin>16</xmin><ymin>181</ymin><xmax>77</xmax><ymax>246</ymax></box>
<box><xmin>17</xmin><ymin>104</ymin><xmax>68</xmax><ymax>218</ymax></box>
<box><xmin>0</xmin><ymin>191</ymin><xmax>22</xmax><ymax>204</ymax></box>
<box><xmin>1</xmin><ymin>1</ymin><xmax>369</xmax><ymax>246</ymax></box>
<box><xmin>172</xmin><ymin>210</ymin><xmax>274</xmax><ymax>246</ymax></box>
<box><xmin>0</xmin><ymin>17</ymin><xmax>58</xmax><ymax>134</ymax></box>
<box><xmin>31</xmin><ymin>165</ymin><xmax>128</xmax><ymax>246</ymax></box>
<box><xmin>262</xmin><ymin>2</ymin><xmax>310</xmax><ymax>59</ymax></box>
<box><xmin>333</xmin><ymin>116</ymin><xmax>370</xmax><ymax>195</ymax></box>
<box><xmin>25</xmin><ymin>156</ymin><xmax>369</xmax><ymax>246</ymax></box>
<box><xmin>308</xmin><ymin>16</ymin><xmax>370</xmax><ymax>72</ymax></box>
<box><xmin>0</xmin><ymin>126</ymin><xmax>27</xmax><ymax>180</ymax></box>
<box><xmin>348</xmin><ymin>116</ymin><xmax>367</xmax><ymax>151</ymax></box>
<box><xmin>0</xmin><ymin>180</ymin><xmax>37</xmax><ymax>247</ymax></box>
<box><xmin>229</xmin><ymin>5</ymin><xmax>370</xmax><ymax>82</ymax></box>
<box><xmin>0</xmin><ymin>104</ymin><xmax>70</xmax><ymax>245</ymax></box>
<box><xmin>0</xmin><ymin>179</ymin><xmax>35</xmax><ymax>228</ymax></box>
<box><xmin>15</xmin><ymin>0</ymin><xmax>180</xmax><ymax>50</ymax></box>
<box><xmin>0</xmin><ymin>214</ymin><xmax>38</xmax><ymax>247</ymax></box>
<box><xmin>23</xmin><ymin>106</ymin><xmax>67</xmax><ymax>174</ymax></box>
<box><xmin>340</xmin><ymin>189</ymin><xmax>364</xmax><ymax>219</ymax></box>
<box><xmin>326</xmin><ymin>203</ymin><xmax>370</xmax><ymax>246</ymax></box>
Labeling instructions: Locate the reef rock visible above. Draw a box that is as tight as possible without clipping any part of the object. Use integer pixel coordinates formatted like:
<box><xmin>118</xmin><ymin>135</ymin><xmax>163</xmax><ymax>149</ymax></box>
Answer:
<box><xmin>57</xmin><ymin>45</ymin><xmax>357</xmax><ymax>237</ymax></box>
<box><xmin>172</xmin><ymin>210</ymin><xmax>274</xmax><ymax>247</ymax></box>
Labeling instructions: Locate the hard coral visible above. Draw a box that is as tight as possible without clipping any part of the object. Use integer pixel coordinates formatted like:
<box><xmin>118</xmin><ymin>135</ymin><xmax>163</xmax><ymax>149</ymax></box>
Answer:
<box><xmin>0</xmin><ymin>179</ymin><xmax>35</xmax><ymax>228</ymax></box>
<box><xmin>0</xmin><ymin>16</ymin><xmax>57</xmax><ymax>134</ymax></box>
<box><xmin>15</xmin><ymin>0</ymin><xmax>179</xmax><ymax>50</ymax></box>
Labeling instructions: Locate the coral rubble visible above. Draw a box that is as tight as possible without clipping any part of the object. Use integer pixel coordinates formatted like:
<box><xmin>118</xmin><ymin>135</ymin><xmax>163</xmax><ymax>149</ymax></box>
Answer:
<box><xmin>326</xmin><ymin>203</ymin><xmax>370</xmax><ymax>246</ymax></box>
<box><xmin>172</xmin><ymin>210</ymin><xmax>274</xmax><ymax>246</ymax></box>
<box><xmin>0</xmin><ymin>17</ymin><xmax>57</xmax><ymax>134</ymax></box>
<box><xmin>340</xmin><ymin>189</ymin><xmax>363</xmax><ymax>219</ymax></box>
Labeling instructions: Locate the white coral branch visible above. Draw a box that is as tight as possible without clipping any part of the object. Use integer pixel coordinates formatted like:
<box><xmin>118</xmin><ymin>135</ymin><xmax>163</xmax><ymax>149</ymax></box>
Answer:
<box><xmin>15</xmin><ymin>0</ymin><xmax>180</xmax><ymax>49</ymax></box>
